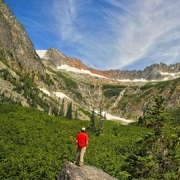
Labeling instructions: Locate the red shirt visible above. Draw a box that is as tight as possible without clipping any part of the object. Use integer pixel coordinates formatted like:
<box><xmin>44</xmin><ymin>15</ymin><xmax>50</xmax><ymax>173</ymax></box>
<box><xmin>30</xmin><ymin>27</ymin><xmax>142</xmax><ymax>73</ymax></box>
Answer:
<box><xmin>76</xmin><ymin>132</ymin><xmax>88</xmax><ymax>148</ymax></box>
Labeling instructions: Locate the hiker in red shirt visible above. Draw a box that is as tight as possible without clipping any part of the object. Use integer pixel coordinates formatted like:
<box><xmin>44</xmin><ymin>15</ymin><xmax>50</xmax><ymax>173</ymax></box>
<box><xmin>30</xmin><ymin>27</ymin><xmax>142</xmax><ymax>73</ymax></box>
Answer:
<box><xmin>74</xmin><ymin>127</ymin><xmax>89</xmax><ymax>166</ymax></box>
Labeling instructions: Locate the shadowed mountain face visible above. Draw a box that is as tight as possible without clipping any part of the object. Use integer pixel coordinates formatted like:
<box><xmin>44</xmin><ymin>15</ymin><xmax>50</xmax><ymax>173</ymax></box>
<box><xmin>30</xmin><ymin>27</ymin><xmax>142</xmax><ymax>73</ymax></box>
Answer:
<box><xmin>0</xmin><ymin>0</ymin><xmax>45</xmax><ymax>77</ymax></box>
<box><xmin>58</xmin><ymin>162</ymin><xmax>118</xmax><ymax>180</ymax></box>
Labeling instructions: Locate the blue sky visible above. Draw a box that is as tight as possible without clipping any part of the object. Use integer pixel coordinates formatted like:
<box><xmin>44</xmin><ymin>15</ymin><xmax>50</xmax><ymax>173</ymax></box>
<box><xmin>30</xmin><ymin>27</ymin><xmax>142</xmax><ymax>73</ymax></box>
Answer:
<box><xmin>4</xmin><ymin>0</ymin><xmax>180</xmax><ymax>70</ymax></box>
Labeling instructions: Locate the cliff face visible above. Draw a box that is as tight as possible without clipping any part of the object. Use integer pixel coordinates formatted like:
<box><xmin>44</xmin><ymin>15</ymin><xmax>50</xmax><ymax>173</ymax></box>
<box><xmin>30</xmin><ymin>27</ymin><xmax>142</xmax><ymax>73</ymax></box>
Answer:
<box><xmin>58</xmin><ymin>162</ymin><xmax>118</xmax><ymax>180</ymax></box>
<box><xmin>43</xmin><ymin>48</ymin><xmax>89</xmax><ymax>71</ymax></box>
<box><xmin>0</xmin><ymin>0</ymin><xmax>45</xmax><ymax>77</ymax></box>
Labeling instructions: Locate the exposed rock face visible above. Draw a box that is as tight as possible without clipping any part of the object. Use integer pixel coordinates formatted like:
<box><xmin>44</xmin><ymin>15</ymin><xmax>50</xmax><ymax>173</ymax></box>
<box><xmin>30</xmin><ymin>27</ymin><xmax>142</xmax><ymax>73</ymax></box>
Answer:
<box><xmin>43</xmin><ymin>48</ymin><xmax>91</xmax><ymax>71</ymax></box>
<box><xmin>42</xmin><ymin>48</ymin><xmax>180</xmax><ymax>81</ymax></box>
<box><xmin>58</xmin><ymin>162</ymin><xmax>118</xmax><ymax>180</ymax></box>
<box><xmin>0</xmin><ymin>0</ymin><xmax>45</xmax><ymax>76</ymax></box>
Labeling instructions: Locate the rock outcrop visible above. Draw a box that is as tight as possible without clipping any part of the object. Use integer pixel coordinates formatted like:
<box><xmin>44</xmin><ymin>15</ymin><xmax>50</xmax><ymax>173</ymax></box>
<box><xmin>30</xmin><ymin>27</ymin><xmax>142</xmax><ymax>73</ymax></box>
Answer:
<box><xmin>58</xmin><ymin>162</ymin><xmax>118</xmax><ymax>180</ymax></box>
<box><xmin>0</xmin><ymin>0</ymin><xmax>45</xmax><ymax>77</ymax></box>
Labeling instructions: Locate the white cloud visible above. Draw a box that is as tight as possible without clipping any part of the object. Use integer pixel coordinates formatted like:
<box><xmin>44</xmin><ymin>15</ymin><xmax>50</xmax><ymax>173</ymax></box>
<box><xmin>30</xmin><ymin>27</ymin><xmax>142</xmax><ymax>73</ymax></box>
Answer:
<box><xmin>51</xmin><ymin>0</ymin><xmax>85</xmax><ymax>42</ymax></box>
<box><xmin>110</xmin><ymin>0</ymin><xmax>180</xmax><ymax>69</ymax></box>
<box><xmin>50</xmin><ymin>0</ymin><xmax>180</xmax><ymax>70</ymax></box>
<box><xmin>8</xmin><ymin>0</ymin><xmax>180</xmax><ymax>70</ymax></box>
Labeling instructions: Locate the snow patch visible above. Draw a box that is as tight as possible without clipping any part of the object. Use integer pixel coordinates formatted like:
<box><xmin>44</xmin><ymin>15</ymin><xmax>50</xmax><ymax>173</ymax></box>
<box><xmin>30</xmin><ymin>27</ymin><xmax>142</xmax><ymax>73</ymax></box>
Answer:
<box><xmin>36</xmin><ymin>50</ymin><xmax>47</xmax><ymax>59</ymax></box>
<box><xmin>104</xmin><ymin>112</ymin><xmax>134</xmax><ymax>124</ymax></box>
<box><xmin>39</xmin><ymin>88</ymin><xmax>71</xmax><ymax>100</ymax></box>
<box><xmin>57</xmin><ymin>64</ymin><xmax>107</xmax><ymax>79</ymax></box>
<box><xmin>118</xmin><ymin>78</ymin><xmax>147</xmax><ymax>82</ymax></box>
<box><xmin>52</xmin><ymin>91</ymin><xmax>71</xmax><ymax>100</ymax></box>
<box><xmin>95</xmin><ymin>110</ymin><xmax>134</xmax><ymax>124</ymax></box>
<box><xmin>117</xmin><ymin>72</ymin><xmax>180</xmax><ymax>82</ymax></box>
<box><xmin>160</xmin><ymin>72</ymin><xmax>180</xmax><ymax>77</ymax></box>
<box><xmin>40</xmin><ymin>88</ymin><xmax>50</xmax><ymax>96</ymax></box>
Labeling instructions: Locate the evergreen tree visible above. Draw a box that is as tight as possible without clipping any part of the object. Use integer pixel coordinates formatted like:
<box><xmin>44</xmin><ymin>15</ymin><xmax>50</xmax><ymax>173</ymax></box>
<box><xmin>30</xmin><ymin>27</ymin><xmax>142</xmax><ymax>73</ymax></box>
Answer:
<box><xmin>145</xmin><ymin>94</ymin><xmax>167</xmax><ymax>135</ymax></box>
<box><xmin>123</xmin><ymin>95</ymin><xmax>174</xmax><ymax>179</ymax></box>
<box><xmin>97</xmin><ymin>104</ymin><xmax>104</xmax><ymax>135</ymax></box>
<box><xmin>74</xmin><ymin>108</ymin><xmax>79</xmax><ymax>120</ymax></box>
<box><xmin>89</xmin><ymin>109</ymin><xmax>96</xmax><ymax>132</ymax></box>
<box><xmin>66</xmin><ymin>102</ymin><xmax>73</xmax><ymax>119</ymax></box>
<box><xmin>59</xmin><ymin>99</ymin><xmax>65</xmax><ymax>116</ymax></box>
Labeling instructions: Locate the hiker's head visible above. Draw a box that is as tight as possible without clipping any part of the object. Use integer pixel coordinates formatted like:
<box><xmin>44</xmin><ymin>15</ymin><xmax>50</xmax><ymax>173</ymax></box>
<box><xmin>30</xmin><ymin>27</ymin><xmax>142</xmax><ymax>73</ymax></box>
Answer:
<box><xmin>81</xmin><ymin>127</ymin><xmax>86</xmax><ymax>132</ymax></box>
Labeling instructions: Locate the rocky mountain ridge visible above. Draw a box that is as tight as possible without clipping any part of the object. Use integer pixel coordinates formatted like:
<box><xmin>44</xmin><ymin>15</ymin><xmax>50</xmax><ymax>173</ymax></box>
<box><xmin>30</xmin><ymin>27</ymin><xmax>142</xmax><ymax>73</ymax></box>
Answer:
<box><xmin>37</xmin><ymin>48</ymin><xmax>180</xmax><ymax>82</ymax></box>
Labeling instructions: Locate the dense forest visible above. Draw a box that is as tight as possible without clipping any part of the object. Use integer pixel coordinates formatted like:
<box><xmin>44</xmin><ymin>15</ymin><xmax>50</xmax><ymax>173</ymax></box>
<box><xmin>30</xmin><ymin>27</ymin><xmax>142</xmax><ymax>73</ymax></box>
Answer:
<box><xmin>0</xmin><ymin>95</ymin><xmax>180</xmax><ymax>180</ymax></box>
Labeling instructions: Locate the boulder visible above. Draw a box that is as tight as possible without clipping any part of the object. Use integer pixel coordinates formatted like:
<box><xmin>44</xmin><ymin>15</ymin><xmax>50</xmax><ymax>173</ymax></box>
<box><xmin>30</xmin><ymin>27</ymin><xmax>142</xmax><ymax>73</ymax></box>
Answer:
<box><xmin>57</xmin><ymin>162</ymin><xmax>118</xmax><ymax>180</ymax></box>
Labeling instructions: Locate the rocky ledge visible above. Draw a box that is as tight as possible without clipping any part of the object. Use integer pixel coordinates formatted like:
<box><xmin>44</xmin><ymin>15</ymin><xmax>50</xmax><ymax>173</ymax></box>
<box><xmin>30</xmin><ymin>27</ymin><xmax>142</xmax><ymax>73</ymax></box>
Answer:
<box><xmin>57</xmin><ymin>162</ymin><xmax>118</xmax><ymax>180</ymax></box>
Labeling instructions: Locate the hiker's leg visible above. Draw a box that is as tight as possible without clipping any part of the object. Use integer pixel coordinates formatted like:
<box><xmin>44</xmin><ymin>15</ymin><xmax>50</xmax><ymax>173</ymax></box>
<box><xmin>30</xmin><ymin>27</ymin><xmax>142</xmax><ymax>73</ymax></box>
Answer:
<box><xmin>75</xmin><ymin>148</ymin><xmax>81</xmax><ymax>165</ymax></box>
<box><xmin>79</xmin><ymin>147</ymin><xmax>86</xmax><ymax>166</ymax></box>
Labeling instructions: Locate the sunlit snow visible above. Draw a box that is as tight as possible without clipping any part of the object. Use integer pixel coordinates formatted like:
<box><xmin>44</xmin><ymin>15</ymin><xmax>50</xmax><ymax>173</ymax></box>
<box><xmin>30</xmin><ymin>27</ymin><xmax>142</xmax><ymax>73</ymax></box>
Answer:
<box><xmin>105</xmin><ymin>113</ymin><xmax>134</xmax><ymax>124</ymax></box>
<box><xmin>160</xmin><ymin>72</ymin><xmax>180</xmax><ymax>77</ymax></box>
<box><xmin>52</xmin><ymin>91</ymin><xmax>71</xmax><ymax>100</ymax></box>
<box><xmin>57</xmin><ymin>64</ymin><xmax>107</xmax><ymax>79</ymax></box>
<box><xmin>118</xmin><ymin>78</ymin><xmax>147</xmax><ymax>82</ymax></box>
<box><xmin>40</xmin><ymin>88</ymin><xmax>50</xmax><ymax>96</ymax></box>
<box><xmin>95</xmin><ymin>110</ymin><xmax>134</xmax><ymax>124</ymax></box>
<box><xmin>36</xmin><ymin>50</ymin><xmax>47</xmax><ymax>59</ymax></box>
<box><xmin>40</xmin><ymin>88</ymin><xmax>71</xmax><ymax>100</ymax></box>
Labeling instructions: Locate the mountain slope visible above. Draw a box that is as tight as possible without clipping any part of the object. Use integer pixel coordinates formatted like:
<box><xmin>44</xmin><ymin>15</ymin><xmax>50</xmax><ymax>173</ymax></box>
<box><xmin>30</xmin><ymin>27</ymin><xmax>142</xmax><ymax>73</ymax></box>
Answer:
<box><xmin>0</xmin><ymin>0</ymin><xmax>45</xmax><ymax>78</ymax></box>
<box><xmin>0</xmin><ymin>0</ymin><xmax>180</xmax><ymax>122</ymax></box>
<box><xmin>36</xmin><ymin>48</ymin><xmax>180</xmax><ymax>119</ymax></box>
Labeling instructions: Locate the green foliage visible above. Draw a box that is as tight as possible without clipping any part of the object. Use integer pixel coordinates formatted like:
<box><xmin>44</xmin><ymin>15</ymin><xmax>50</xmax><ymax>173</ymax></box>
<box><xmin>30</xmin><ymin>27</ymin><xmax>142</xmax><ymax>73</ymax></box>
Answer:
<box><xmin>0</xmin><ymin>103</ymin><xmax>179</xmax><ymax>179</ymax></box>
<box><xmin>78</xmin><ymin>107</ymin><xmax>91</xmax><ymax>117</ymax></box>
<box><xmin>59</xmin><ymin>99</ymin><xmax>65</xmax><ymax>116</ymax></box>
<box><xmin>56</xmin><ymin>71</ymin><xmax>78</xmax><ymax>89</ymax></box>
<box><xmin>86</xmin><ymin>122</ymin><xmax>149</xmax><ymax>179</ymax></box>
<box><xmin>0</xmin><ymin>103</ymin><xmax>88</xmax><ymax>179</ymax></box>
<box><xmin>51</xmin><ymin>70</ymin><xmax>82</xmax><ymax>99</ymax></box>
<box><xmin>140</xmin><ymin>82</ymin><xmax>154</xmax><ymax>90</ymax></box>
<box><xmin>66</xmin><ymin>102</ymin><xmax>73</xmax><ymax>119</ymax></box>
<box><xmin>118</xmin><ymin>100</ymin><xmax>128</xmax><ymax>111</ymax></box>
<box><xmin>145</xmin><ymin>94</ymin><xmax>167</xmax><ymax>135</ymax></box>
<box><xmin>103</xmin><ymin>89</ymin><xmax>120</xmax><ymax>98</ymax></box>
<box><xmin>88</xmin><ymin>109</ymin><xmax>96</xmax><ymax>133</ymax></box>
<box><xmin>103</xmin><ymin>85</ymin><xmax>125</xmax><ymax>98</ymax></box>
<box><xmin>40</xmin><ymin>73</ymin><xmax>54</xmax><ymax>86</ymax></box>
<box><xmin>168</xmin><ymin>107</ymin><xmax>180</xmax><ymax>125</ymax></box>
<box><xmin>123</xmin><ymin>95</ymin><xmax>180</xmax><ymax>179</ymax></box>
<box><xmin>0</xmin><ymin>69</ymin><xmax>11</xmax><ymax>80</ymax></box>
<box><xmin>102</xmin><ymin>84</ymin><xmax>126</xmax><ymax>90</ymax></box>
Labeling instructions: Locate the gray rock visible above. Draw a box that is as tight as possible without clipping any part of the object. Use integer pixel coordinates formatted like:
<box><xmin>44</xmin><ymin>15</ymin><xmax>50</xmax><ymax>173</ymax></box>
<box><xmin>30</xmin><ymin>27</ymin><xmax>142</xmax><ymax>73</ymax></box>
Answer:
<box><xmin>57</xmin><ymin>162</ymin><xmax>118</xmax><ymax>180</ymax></box>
